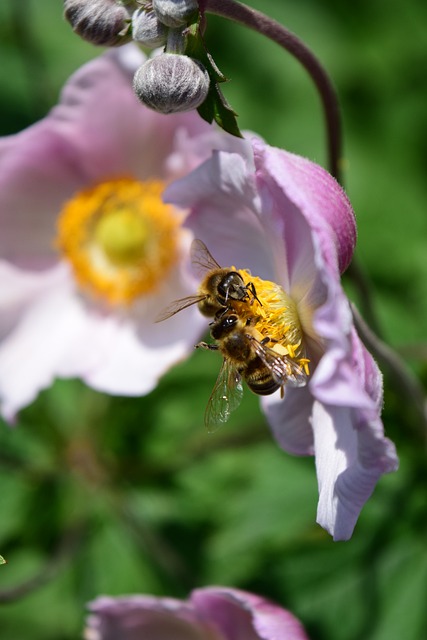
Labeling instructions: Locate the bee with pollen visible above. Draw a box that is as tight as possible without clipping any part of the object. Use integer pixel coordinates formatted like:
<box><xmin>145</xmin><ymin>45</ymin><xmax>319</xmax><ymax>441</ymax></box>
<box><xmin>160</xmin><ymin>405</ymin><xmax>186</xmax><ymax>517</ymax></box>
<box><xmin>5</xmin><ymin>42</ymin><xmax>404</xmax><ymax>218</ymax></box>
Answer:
<box><xmin>157</xmin><ymin>239</ymin><xmax>310</xmax><ymax>431</ymax></box>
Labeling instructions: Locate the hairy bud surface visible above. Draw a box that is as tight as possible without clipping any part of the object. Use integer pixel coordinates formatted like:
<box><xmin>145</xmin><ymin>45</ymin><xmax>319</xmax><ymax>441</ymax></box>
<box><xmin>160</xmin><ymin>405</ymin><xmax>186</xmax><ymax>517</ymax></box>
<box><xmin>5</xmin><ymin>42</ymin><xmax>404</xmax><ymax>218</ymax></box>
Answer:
<box><xmin>132</xmin><ymin>8</ymin><xmax>168</xmax><ymax>48</ymax></box>
<box><xmin>133</xmin><ymin>54</ymin><xmax>209</xmax><ymax>114</ymax></box>
<box><xmin>152</xmin><ymin>0</ymin><xmax>199</xmax><ymax>28</ymax></box>
<box><xmin>64</xmin><ymin>0</ymin><xmax>133</xmax><ymax>46</ymax></box>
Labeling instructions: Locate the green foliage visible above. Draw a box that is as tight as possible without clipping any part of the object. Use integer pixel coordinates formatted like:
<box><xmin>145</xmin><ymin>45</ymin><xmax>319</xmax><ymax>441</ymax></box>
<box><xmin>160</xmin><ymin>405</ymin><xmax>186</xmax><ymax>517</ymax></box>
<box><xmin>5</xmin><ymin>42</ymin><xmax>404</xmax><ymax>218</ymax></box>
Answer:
<box><xmin>185</xmin><ymin>25</ymin><xmax>242</xmax><ymax>137</ymax></box>
<box><xmin>1</xmin><ymin>1</ymin><xmax>427</xmax><ymax>639</ymax></box>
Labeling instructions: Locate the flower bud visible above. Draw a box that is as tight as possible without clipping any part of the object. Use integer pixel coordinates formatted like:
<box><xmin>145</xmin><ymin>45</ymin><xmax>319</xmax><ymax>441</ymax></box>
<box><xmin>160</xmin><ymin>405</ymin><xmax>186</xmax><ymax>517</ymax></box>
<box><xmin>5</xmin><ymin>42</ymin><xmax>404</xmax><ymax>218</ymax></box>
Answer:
<box><xmin>63</xmin><ymin>0</ymin><xmax>132</xmax><ymax>46</ymax></box>
<box><xmin>152</xmin><ymin>0</ymin><xmax>199</xmax><ymax>28</ymax></box>
<box><xmin>133</xmin><ymin>53</ymin><xmax>209</xmax><ymax>114</ymax></box>
<box><xmin>132</xmin><ymin>8</ymin><xmax>167</xmax><ymax>48</ymax></box>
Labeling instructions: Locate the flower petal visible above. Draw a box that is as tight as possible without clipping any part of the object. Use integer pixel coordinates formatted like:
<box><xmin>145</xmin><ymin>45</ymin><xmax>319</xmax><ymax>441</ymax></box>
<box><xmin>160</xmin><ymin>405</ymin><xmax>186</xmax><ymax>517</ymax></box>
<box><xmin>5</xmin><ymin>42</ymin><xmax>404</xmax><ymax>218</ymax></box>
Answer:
<box><xmin>53</xmin><ymin>45</ymin><xmax>209</xmax><ymax>182</ymax></box>
<box><xmin>86</xmin><ymin>595</ymin><xmax>222</xmax><ymax>640</ymax></box>
<box><xmin>0</xmin><ymin>260</ymin><xmax>66</xmax><ymax>341</ymax></box>
<box><xmin>191</xmin><ymin>587</ymin><xmax>309</xmax><ymax>640</ymax></box>
<box><xmin>312</xmin><ymin>399</ymin><xmax>398</xmax><ymax>541</ymax></box>
<box><xmin>165</xmin><ymin>148</ymin><xmax>277</xmax><ymax>279</ymax></box>
<box><xmin>0</xmin><ymin>266</ymin><xmax>101</xmax><ymax>421</ymax></box>
<box><xmin>82</xmin><ymin>303</ymin><xmax>206</xmax><ymax>396</ymax></box>
<box><xmin>253</xmin><ymin>139</ymin><xmax>356</xmax><ymax>276</ymax></box>
<box><xmin>261</xmin><ymin>387</ymin><xmax>314</xmax><ymax>455</ymax></box>
<box><xmin>0</xmin><ymin>45</ymin><xmax>208</xmax><ymax>270</ymax></box>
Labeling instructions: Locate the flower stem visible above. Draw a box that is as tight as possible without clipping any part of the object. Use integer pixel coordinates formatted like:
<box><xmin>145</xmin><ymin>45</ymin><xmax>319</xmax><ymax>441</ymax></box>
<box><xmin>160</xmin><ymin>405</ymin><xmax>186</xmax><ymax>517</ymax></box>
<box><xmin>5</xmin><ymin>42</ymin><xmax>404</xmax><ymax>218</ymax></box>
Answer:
<box><xmin>351</xmin><ymin>303</ymin><xmax>427</xmax><ymax>443</ymax></box>
<box><xmin>204</xmin><ymin>0</ymin><xmax>343</xmax><ymax>183</ymax></box>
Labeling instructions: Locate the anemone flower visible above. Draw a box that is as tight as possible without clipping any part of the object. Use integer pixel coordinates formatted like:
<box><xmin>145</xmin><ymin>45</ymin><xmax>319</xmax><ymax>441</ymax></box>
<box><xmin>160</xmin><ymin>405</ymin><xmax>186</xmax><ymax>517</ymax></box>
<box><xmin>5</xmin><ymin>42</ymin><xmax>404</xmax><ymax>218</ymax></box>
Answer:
<box><xmin>164</xmin><ymin>138</ymin><xmax>399</xmax><ymax>540</ymax></box>
<box><xmin>0</xmin><ymin>44</ymin><xmax>235</xmax><ymax>422</ymax></box>
<box><xmin>85</xmin><ymin>587</ymin><xmax>309</xmax><ymax>640</ymax></box>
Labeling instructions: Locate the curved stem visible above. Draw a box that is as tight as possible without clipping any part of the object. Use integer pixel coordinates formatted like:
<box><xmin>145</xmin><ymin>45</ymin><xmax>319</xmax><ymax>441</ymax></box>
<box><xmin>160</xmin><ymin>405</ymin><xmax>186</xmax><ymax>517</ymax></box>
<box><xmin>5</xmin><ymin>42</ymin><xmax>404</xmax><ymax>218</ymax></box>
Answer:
<box><xmin>204</xmin><ymin>0</ymin><xmax>343</xmax><ymax>183</ymax></box>
<box><xmin>352</xmin><ymin>304</ymin><xmax>427</xmax><ymax>443</ymax></box>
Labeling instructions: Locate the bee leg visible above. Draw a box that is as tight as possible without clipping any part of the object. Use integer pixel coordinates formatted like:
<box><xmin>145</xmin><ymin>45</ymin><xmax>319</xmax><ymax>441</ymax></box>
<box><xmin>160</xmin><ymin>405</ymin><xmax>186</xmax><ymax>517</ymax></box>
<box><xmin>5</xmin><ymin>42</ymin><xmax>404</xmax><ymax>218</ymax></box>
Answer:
<box><xmin>247</xmin><ymin>282</ymin><xmax>262</xmax><ymax>306</ymax></box>
<box><xmin>212</xmin><ymin>306</ymin><xmax>228</xmax><ymax>320</ymax></box>
<box><xmin>195</xmin><ymin>341</ymin><xmax>219</xmax><ymax>351</ymax></box>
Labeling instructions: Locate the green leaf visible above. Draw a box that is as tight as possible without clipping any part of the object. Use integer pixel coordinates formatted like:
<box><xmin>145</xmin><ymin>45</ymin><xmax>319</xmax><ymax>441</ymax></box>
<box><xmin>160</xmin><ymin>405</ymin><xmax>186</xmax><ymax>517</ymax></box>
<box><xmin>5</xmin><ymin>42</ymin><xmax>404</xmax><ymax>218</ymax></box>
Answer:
<box><xmin>185</xmin><ymin>27</ymin><xmax>242</xmax><ymax>137</ymax></box>
<box><xmin>0</xmin><ymin>555</ymin><xmax>6</xmax><ymax>565</ymax></box>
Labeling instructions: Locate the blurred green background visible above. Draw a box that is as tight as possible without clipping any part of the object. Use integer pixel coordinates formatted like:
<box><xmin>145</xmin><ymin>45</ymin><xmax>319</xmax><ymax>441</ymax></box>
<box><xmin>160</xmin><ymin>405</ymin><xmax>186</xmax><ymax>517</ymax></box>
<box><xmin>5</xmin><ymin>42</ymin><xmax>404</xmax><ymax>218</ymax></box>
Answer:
<box><xmin>1</xmin><ymin>1</ymin><xmax>427</xmax><ymax>639</ymax></box>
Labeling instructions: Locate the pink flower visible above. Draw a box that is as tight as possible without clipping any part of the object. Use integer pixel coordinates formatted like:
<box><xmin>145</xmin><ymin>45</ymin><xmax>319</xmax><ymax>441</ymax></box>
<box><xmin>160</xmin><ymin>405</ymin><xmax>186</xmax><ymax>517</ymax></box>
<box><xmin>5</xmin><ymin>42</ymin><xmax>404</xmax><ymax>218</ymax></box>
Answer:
<box><xmin>0</xmin><ymin>45</ymin><xmax>227</xmax><ymax>421</ymax></box>
<box><xmin>164</xmin><ymin>139</ymin><xmax>398</xmax><ymax>540</ymax></box>
<box><xmin>85</xmin><ymin>587</ymin><xmax>309</xmax><ymax>640</ymax></box>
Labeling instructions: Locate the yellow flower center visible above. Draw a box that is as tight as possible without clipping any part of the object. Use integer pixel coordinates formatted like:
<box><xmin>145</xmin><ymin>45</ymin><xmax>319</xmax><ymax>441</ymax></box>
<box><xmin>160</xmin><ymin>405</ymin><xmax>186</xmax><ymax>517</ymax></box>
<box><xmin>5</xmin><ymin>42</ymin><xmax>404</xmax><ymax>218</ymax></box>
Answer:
<box><xmin>56</xmin><ymin>178</ymin><xmax>182</xmax><ymax>304</ymax></box>
<box><xmin>233</xmin><ymin>269</ymin><xmax>310</xmax><ymax>374</ymax></box>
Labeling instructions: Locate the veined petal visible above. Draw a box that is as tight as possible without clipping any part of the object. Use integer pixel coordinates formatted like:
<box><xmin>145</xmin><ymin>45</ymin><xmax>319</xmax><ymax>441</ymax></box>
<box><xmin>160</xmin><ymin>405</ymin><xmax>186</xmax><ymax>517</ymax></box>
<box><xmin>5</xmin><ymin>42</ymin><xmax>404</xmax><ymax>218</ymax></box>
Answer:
<box><xmin>262</xmin><ymin>387</ymin><xmax>314</xmax><ymax>455</ymax></box>
<box><xmin>312</xmin><ymin>400</ymin><xmax>398</xmax><ymax>540</ymax></box>
<box><xmin>253</xmin><ymin>139</ymin><xmax>356</xmax><ymax>276</ymax></box>
<box><xmin>165</xmin><ymin>148</ymin><xmax>277</xmax><ymax>279</ymax></box>
<box><xmin>191</xmin><ymin>587</ymin><xmax>310</xmax><ymax>640</ymax></box>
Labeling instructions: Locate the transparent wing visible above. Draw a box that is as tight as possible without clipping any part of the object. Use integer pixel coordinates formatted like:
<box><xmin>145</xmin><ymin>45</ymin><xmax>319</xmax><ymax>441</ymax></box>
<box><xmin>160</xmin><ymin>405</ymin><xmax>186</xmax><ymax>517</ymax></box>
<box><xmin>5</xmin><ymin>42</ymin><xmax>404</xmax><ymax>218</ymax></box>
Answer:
<box><xmin>204</xmin><ymin>359</ymin><xmax>244</xmax><ymax>433</ymax></box>
<box><xmin>250</xmin><ymin>338</ymin><xmax>308</xmax><ymax>388</ymax></box>
<box><xmin>190</xmin><ymin>239</ymin><xmax>221</xmax><ymax>278</ymax></box>
<box><xmin>155</xmin><ymin>294</ymin><xmax>206</xmax><ymax>322</ymax></box>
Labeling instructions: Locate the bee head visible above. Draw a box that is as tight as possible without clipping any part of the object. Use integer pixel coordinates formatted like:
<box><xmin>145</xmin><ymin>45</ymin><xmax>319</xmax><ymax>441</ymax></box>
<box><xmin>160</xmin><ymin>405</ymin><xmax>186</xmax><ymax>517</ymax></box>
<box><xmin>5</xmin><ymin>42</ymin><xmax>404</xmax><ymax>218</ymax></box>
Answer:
<box><xmin>217</xmin><ymin>272</ymin><xmax>246</xmax><ymax>304</ymax></box>
<box><xmin>210</xmin><ymin>313</ymin><xmax>239</xmax><ymax>340</ymax></box>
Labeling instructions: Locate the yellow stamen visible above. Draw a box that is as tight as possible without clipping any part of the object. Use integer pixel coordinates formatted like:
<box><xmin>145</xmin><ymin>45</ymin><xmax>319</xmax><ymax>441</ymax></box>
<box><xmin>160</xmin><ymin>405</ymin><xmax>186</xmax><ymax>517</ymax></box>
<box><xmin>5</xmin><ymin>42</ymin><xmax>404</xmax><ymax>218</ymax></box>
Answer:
<box><xmin>233</xmin><ymin>269</ymin><xmax>310</xmax><ymax>374</ymax></box>
<box><xmin>56</xmin><ymin>178</ymin><xmax>182</xmax><ymax>305</ymax></box>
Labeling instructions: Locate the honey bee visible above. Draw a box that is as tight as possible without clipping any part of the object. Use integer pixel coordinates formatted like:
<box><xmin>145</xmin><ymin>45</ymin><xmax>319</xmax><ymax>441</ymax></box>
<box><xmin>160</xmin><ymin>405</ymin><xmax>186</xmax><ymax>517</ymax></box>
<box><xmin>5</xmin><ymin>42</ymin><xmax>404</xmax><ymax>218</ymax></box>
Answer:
<box><xmin>197</xmin><ymin>313</ymin><xmax>308</xmax><ymax>432</ymax></box>
<box><xmin>155</xmin><ymin>239</ymin><xmax>259</xmax><ymax>322</ymax></box>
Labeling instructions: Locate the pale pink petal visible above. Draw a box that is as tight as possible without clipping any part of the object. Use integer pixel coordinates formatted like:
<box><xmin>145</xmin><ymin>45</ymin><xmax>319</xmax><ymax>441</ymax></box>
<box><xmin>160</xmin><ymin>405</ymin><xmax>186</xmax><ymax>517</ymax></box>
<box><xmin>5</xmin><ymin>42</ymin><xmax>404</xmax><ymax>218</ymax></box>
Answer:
<box><xmin>165</xmin><ymin>149</ymin><xmax>276</xmax><ymax>279</ymax></box>
<box><xmin>191</xmin><ymin>587</ymin><xmax>310</xmax><ymax>640</ymax></box>
<box><xmin>53</xmin><ymin>46</ymin><xmax>209</xmax><ymax>182</ymax></box>
<box><xmin>261</xmin><ymin>387</ymin><xmax>314</xmax><ymax>456</ymax></box>
<box><xmin>81</xmin><ymin>236</ymin><xmax>207</xmax><ymax>395</ymax></box>
<box><xmin>86</xmin><ymin>595</ymin><xmax>222</xmax><ymax>640</ymax></box>
<box><xmin>0</xmin><ymin>122</ymin><xmax>86</xmax><ymax>269</ymax></box>
<box><xmin>165</xmin><ymin>127</ymin><xmax>254</xmax><ymax>178</ymax></box>
<box><xmin>312</xmin><ymin>400</ymin><xmax>398</xmax><ymax>541</ymax></box>
<box><xmin>82</xmin><ymin>304</ymin><xmax>206</xmax><ymax>396</ymax></box>
<box><xmin>253</xmin><ymin>140</ymin><xmax>356</xmax><ymax>276</ymax></box>
<box><xmin>0</xmin><ymin>268</ymin><xmax>100</xmax><ymax>421</ymax></box>
<box><xmin>0</xmin><ymin>45</ymin><xmax>207</xmax><ymax>270</ymax></box>
<box><xmin>0</xmin><ymin>261</ymin><xmax>67</xmax><ymax>340</ymax></box>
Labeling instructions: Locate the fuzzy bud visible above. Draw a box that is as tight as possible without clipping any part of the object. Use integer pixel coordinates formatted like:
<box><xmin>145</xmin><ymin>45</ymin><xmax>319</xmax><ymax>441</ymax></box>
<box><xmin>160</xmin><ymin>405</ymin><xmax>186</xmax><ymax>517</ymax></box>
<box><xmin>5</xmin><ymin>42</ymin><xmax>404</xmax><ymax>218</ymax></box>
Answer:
<box><xmin>132</xmin><ymin>8</ymin><xmax>167</xmax><ymax>48</ymax></box>
<box><xmin>152</xmin><ymin>0</ymin><xmax>199</xmax><ymax>28</ymax></box>
<box><xmin>63</xmin><ymin>0</ymin><xmax>133</xmax><ymax>46</ymax></box>
<box><xmin>133</xmin><ymin>53</ymin><xmax>210</xmax><ymax>114</ymax></box>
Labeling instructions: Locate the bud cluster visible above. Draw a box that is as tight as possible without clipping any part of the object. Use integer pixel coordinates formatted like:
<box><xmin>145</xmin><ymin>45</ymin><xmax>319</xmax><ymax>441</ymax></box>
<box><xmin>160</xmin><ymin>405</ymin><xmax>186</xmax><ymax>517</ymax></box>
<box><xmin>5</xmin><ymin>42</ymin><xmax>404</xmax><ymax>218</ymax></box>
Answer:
<box><xmin>64</xmin><ymin>0</ymin><xmax>212</xmax><ymax>115</ymax></box>
<box><xmin>131</xmin><ymin>0</ymin><xmax>210</xmax><ymax>114</ymax></box>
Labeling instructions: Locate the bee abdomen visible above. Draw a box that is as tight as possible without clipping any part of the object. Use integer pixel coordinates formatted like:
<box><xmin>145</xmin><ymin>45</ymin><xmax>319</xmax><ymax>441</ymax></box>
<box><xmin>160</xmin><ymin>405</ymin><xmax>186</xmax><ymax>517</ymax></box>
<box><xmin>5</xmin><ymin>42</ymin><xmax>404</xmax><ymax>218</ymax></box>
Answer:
<box><xmin>247</xmin><ymin>376</ymin><xmax>281</xmax><ymax>396</ymax></box>
<box><xmin>243</xmin><ymin>358</ymin><xmax>281</xmax><ymax>396</ymax></box>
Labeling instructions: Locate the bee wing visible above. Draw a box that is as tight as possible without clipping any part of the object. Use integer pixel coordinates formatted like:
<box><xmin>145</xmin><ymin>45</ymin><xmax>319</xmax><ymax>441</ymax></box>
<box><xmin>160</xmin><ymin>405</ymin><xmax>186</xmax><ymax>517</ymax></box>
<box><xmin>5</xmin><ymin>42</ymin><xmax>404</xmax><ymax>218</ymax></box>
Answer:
<box><xmin>204</xmin><ymin>359</ymin><xmax>244</xmax><ymax>433</ymax></box>
<box><xmin>155</xmin><ymin>294</ymin><xmax>207</xmax><ymax>323</ymax></box>
<box><xmin>190</xmin><ymin>239</ymin><xmax>221</xmax><ymax>278</ymax></box>
<box><xmin>250</xmin><ymin>338</ymin><xmax>308</xmax><ymax>388</ymax></box>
